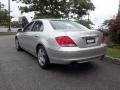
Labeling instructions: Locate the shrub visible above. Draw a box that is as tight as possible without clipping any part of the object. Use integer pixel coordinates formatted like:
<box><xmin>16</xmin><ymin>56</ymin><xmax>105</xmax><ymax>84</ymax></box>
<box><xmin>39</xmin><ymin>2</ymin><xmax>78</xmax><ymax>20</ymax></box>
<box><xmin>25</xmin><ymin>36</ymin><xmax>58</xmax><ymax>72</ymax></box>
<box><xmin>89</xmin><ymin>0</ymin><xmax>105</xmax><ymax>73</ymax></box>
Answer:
<box><xmin>108</xmin><ymin>15</ymin><xmax>120</xmax><ymax>44</ymax></box>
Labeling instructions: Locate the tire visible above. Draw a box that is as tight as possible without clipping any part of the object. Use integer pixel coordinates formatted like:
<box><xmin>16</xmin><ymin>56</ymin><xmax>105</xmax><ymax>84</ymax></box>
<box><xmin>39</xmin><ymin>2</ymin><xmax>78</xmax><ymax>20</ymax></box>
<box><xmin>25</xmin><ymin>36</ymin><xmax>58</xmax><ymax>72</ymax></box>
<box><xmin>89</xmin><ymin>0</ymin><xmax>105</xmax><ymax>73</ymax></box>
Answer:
<box><xmin>15</xmin><ymin>38</ymin><xmax>22</xmax><ymax>51</ymax></box>
<box><xmin>37</xmin><ymin>46</ymin><xmax>50</xmax><ymax>69</ymax></box>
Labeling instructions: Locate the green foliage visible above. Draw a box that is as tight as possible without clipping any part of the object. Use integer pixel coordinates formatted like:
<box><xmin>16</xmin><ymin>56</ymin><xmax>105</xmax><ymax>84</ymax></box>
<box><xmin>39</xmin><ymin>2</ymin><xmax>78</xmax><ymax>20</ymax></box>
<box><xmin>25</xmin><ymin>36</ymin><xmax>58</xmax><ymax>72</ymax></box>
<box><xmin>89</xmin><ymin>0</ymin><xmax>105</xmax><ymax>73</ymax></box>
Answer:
<box><xmin>11</xmin><ymin>21</ymin><xmax>21</xmax><ymax>28</ymax></box>
<box><xmin>0</xmin><ymin>2</ymin><xmax>11</xmax><ymax>26</ymax></box>
<box><xmin>98</xmin><ymin>29</ymin><xmax>109</xmax><ymax>36</ymax></box>
<box><xmin>102</xmin><ymin>20</ymin><xmax>110</xmax><ymax>27</ymax></box>
<box><xmin>107</xmin><ymin>15</ymin><xmax>120</xmax><ymax>44</ymax></box>
<box><xmin>13</xmin><ymin>0</ymin><xmax>95</xmax><ymax>19</ymax></box>
<box><xmin>21</xmin><ymin>16</ymin><xmax>29</xmax><ymax>28</ymax></box>
<box><xmin>76</xmin><ymin>19</ymin><xmax>94</xmax><ymax>29</ymax></box>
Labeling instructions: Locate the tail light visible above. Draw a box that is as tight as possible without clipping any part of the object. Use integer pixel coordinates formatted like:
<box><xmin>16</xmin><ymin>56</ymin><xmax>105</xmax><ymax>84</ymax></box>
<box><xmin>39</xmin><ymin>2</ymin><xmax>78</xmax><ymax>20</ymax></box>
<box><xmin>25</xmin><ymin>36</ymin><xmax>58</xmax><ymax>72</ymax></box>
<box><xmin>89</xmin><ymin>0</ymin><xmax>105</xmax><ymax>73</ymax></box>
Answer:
<box><xmin>56</xmin><ymin>36</ymin><xmax>76</xmax><ymax>47</ymax></box>
<box><xmin>100</xmin><ymin>35</ymin><xmax>106</xmax><ymax>44</ymax></box>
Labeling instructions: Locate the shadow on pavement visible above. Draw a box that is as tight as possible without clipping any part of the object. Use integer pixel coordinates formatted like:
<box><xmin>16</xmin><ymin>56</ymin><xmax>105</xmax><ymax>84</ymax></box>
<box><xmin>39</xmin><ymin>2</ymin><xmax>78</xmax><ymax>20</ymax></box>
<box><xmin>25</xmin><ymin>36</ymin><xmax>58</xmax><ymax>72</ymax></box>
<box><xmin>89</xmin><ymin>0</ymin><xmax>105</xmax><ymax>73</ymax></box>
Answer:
<box><xmin>22</xmin><ymin>49</ymin><xmax>98</xmax><ymax>74</ymax></box>
<box><xmin>48</xmin><ymin>62</ymin><xmax>98</xmax><ymax>74</ymax></box>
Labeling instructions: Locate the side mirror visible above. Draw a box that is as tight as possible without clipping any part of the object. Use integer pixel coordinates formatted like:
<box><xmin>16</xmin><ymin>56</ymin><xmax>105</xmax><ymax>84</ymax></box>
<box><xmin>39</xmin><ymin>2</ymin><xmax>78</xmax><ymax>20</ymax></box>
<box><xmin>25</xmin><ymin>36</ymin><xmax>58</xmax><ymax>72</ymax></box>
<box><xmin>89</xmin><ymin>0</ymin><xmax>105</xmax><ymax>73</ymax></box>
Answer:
<box><xmin>18</xmin><ymin>28</ymin><xmax>22</xmax><ymax>32</ymax></box>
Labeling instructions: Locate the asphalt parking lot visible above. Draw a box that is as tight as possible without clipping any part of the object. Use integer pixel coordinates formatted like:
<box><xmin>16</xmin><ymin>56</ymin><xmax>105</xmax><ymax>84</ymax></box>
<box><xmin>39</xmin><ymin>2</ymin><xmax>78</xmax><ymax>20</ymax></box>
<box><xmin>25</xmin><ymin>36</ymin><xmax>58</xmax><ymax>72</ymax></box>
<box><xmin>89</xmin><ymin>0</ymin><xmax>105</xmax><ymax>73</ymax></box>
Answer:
<box><xmin>0</xmin><ymin>36</ymin><xmax>120</xmax><ymax>90</ymax></box>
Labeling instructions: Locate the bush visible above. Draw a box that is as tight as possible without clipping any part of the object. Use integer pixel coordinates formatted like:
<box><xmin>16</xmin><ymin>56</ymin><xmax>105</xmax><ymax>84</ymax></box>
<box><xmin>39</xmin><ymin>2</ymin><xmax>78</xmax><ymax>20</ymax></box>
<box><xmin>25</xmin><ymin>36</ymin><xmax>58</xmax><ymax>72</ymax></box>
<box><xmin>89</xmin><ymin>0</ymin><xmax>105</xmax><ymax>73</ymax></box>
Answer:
<box><xmin>108</xmin><ymin>15</ymin><xmax>120</xmax><ymax>44</ymax></box>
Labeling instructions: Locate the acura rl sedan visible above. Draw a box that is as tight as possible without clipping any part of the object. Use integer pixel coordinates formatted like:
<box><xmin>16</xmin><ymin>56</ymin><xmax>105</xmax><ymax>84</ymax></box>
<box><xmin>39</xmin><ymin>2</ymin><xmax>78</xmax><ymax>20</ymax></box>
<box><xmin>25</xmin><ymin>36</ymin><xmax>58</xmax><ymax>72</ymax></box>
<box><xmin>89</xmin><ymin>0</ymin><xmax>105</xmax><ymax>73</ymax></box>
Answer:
<box><xmin>15</xmin><ymin>19</ymin><xmax>106</xmax><ymax>69</ymax></box>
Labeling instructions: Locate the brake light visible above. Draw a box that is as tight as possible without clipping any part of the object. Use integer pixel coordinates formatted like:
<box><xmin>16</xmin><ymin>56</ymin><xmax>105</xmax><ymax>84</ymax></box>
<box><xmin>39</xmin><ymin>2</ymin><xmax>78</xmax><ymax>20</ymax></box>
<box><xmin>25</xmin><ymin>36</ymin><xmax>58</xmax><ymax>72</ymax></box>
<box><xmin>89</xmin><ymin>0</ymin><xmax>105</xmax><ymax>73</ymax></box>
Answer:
<box><xmin>56</xmin><ymin>36</ymin><xmax>76</xmax><ymax>47</ymax></box>
<box><xmin>100</xmin><ymin>35</ymin><xmax>106</xmax><ymax>44</ymax></box>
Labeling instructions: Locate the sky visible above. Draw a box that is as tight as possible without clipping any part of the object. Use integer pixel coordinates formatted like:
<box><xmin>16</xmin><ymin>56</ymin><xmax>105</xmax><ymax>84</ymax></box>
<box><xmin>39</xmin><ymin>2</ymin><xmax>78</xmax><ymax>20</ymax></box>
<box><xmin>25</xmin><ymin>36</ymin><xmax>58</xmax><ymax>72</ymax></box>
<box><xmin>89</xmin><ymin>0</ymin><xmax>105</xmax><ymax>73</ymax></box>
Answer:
<box><xmin>1</xmin><ymin>0</ymin><xmax>120</xmax><ymax>28</ymax></box>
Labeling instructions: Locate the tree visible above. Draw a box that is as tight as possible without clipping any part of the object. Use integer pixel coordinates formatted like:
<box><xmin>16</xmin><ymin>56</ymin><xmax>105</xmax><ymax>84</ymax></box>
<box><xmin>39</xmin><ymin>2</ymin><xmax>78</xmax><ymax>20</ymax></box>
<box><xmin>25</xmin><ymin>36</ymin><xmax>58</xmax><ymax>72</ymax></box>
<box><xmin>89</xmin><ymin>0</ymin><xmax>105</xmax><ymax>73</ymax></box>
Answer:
<box><xmin>11</xmin><ymin>21</ymin><xmax>21</xmax><ymax>28</ymax></box>
<box><xmin>104</xmin><ymin>15</ymin><xmax>120</xmax><ymax>44</ymax></box>
<box><xmin>13</xmin><ymin>0</ymin><xmax>95</xmax><ymax>19</ymax></box>
<box><xmin>98</xmin><ymin>20</ymin><xmax>110</xmax><ymax>35</ymax></box>
<box><xmin>76</xmin><ymin>19</ymin><xmax>94</xmax><ymax>29</ymax></box>
<box><xmin>0</xmin><ymin>2</ymin><xmax>10</xmax><ymax>26</ymax></box>
<box><xmin>108</xmin><ymin>15</ymin><xmax>120</xmax><ymax>44</ymax></box>
<box><xmin>21</xmin><ymin>16</ymin><xmax>29</xmax><ymax>28</ymax></box>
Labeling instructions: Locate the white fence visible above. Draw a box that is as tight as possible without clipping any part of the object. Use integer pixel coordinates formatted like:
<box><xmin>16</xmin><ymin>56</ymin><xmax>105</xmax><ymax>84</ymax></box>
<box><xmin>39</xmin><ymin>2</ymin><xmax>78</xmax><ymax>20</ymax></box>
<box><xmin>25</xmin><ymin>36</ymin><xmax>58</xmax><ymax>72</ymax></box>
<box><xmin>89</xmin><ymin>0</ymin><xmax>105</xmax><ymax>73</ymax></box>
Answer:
<box><xmin>0</xmin><ymin>28</ymin><xmax>18</xmax><ymax>32</ymax></box>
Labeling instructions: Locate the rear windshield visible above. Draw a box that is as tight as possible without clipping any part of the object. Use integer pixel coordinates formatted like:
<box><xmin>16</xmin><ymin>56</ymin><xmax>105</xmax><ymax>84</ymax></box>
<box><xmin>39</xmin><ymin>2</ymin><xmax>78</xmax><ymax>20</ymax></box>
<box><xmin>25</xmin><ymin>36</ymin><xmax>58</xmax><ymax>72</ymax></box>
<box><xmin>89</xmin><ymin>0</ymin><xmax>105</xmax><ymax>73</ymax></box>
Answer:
<box><xmin>50</xmin><ymin>20</ymin><xmax>89</xmax><ymax>31</ymax></box>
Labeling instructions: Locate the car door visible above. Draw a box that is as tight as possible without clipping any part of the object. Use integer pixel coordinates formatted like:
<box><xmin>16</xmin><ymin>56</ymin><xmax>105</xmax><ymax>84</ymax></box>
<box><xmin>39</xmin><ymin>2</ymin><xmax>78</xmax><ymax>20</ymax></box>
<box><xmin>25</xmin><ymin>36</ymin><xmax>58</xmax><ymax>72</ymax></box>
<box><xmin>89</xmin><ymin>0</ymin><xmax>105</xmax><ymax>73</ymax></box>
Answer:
<box><xmin>26</xmin><ymin>21</ymin><xmax>44</xmax><ymax>55</ymax></box>
<box><xmin>19</xmin><ymin>22</ymin><xmax>34</xmax><ymax>51</ymax></box>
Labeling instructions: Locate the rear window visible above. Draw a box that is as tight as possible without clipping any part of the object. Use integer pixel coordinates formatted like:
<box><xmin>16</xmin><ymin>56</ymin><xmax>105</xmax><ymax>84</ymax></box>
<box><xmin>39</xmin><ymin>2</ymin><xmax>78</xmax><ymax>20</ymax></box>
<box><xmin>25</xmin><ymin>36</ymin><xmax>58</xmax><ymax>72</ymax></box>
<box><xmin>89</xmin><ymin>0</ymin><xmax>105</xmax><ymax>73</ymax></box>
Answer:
<box><xmin>50</xmin><ymin>20</ymin><xmax>89</xmax><ymax>31</ymax></box>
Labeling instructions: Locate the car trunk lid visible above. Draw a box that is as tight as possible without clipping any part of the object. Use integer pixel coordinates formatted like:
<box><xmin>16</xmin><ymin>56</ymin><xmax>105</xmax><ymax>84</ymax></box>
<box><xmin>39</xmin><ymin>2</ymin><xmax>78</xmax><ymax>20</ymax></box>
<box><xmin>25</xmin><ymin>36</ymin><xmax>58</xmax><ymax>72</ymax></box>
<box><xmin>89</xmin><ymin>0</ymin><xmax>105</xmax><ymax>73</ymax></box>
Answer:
<box><xmin>63</xmin><ymin>30</ymin><xmax>101</xmax><ymax>48</ymax></box>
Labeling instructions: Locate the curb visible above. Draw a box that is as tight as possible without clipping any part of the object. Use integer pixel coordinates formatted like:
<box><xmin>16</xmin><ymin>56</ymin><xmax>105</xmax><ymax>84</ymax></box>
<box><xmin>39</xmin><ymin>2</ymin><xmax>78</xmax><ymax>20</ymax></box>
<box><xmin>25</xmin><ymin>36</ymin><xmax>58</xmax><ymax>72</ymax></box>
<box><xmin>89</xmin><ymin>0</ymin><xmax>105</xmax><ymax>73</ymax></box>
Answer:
<box><xmin>106</xmin><ymin>56</ymin><xmax>120</xmax><ymax>61</ymax></box>
<box><xmin>105</xmin><ymin>56</ymin><xmax>120</xmax><ymax>65</ymax></box>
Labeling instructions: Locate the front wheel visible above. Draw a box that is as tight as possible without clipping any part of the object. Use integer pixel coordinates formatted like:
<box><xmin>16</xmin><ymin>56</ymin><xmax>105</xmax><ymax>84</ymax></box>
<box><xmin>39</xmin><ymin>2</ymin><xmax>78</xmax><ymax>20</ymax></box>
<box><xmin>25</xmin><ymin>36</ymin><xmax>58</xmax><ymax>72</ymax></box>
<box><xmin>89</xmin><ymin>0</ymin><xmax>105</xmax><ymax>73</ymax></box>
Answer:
<box><xmin>37</xmin><ymin>46</ymin><xmax>50</xmax><ymax>69</ymax></box>
<box><xmin>15</xmin><ymin>38</ymin><xmax>22</xmax><ymax>51</ymax></box>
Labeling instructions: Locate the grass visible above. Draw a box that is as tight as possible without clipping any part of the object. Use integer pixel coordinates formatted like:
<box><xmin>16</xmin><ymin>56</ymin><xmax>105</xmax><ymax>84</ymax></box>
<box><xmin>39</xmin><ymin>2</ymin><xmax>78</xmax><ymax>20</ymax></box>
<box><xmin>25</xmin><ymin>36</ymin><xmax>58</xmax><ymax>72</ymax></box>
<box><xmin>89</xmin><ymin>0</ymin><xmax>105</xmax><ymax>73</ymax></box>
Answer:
<box><xmin>0</xmin><ymin>32</ymin><xmax>17</xmax><ymax>36</ymax></box>
<box><xmin>106</xmin><ymin>36</ymin><xmax>120</xmax><ymax>59</ymax></box>
<box><xmin>107</xmin><ymin>48</ymin><xmax>120</xmax><ymax>59</ymax></box>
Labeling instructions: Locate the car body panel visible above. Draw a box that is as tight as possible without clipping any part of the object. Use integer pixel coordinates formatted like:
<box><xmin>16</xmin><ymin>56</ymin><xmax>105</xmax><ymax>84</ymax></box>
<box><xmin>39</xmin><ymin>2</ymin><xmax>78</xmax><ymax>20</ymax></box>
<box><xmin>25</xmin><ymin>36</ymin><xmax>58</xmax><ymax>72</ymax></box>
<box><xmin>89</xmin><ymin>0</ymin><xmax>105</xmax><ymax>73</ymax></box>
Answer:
<box><xmin>46</xmin><ymin>44</ymin><xmax>106</xmax><ymax>64</ymax></box>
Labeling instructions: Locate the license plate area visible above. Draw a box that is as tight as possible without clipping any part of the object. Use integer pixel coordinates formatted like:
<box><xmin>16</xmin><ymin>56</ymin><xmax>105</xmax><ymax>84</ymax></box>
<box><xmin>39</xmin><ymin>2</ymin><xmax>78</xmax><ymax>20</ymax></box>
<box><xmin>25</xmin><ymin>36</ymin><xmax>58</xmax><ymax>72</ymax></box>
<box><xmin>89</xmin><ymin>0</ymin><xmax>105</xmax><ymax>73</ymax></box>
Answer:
<box><xmin>86</xmin><ymin>37</ymin><xmax>95</xmax><ymax>44</ymax></box>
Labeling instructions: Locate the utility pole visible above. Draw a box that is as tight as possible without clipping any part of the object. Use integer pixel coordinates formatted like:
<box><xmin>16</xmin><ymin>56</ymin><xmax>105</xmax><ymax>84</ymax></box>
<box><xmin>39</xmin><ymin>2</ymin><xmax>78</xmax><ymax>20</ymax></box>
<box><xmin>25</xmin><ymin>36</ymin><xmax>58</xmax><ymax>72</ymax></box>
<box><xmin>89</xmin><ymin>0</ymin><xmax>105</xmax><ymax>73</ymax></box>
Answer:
<box><xmin>8</xmin><ymin>0</ymin><xmax>11</xmax><ymax>31</ymax></box>
<box><xmin>118</xmin><ymin>0</ymin><xmax>120</xmax><ymax>16</ymax></box>
<box><xmin>0</xmin><ymin>2</ymin><xmax>1</xmax><ymax>9</ymax></box>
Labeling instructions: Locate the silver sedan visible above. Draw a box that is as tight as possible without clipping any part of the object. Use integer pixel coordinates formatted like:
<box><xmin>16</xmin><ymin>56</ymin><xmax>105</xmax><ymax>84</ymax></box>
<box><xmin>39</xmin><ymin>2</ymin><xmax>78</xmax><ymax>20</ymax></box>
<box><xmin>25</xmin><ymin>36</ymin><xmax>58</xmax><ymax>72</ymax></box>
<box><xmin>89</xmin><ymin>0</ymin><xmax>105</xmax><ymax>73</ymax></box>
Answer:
<box><xmin>15</xmin><ymin>19</ymin><xmax>106</xmax><ymax>69</ymax></box>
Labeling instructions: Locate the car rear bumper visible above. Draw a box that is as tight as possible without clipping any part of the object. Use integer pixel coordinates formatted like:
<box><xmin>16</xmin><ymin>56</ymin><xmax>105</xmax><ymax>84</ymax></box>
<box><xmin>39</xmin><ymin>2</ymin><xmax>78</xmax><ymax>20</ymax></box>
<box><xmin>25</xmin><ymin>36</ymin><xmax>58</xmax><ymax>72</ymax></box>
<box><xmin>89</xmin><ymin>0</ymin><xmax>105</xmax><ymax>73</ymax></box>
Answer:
<box><xmin>47</xmin><ymin>44</ymin><xmax>106</xmax><ymax>64</ymax></box>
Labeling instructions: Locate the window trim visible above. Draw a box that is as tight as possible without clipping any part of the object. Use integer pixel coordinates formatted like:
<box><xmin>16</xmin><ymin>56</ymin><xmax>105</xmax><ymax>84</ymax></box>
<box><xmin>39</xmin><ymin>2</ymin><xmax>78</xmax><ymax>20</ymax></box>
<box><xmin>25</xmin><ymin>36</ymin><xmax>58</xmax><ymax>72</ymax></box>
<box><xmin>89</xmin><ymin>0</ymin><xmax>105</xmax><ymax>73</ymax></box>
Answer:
<box><xmin>49</xmin><ymin>20</ymin><xmax>89</xmax><ymax>31</ymax></box>
<box><xmin>31</xmin><ymin>21</ymin><xmax>44</xmax><ymax>32</ymax></box>
<box><xmin>23</xmin><ymin>21</ymin><xmax>35</xmax><ymax>32</ymax></box>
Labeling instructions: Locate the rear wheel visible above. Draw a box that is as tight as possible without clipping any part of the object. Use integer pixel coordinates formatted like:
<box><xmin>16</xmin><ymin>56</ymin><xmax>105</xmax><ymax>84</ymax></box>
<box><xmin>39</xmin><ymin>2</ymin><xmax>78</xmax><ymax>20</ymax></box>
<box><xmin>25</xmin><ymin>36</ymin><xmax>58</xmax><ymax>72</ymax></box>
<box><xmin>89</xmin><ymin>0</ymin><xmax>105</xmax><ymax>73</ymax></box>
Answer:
<box><xmin>37</xmin><ymin>46</ymin><xmax>50</xmax><ymax>69</ymax></box>
<box><xmin>15</xmin><ymin>38</ymin><xmax>22</xmax><ymax>51</ymax></box>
